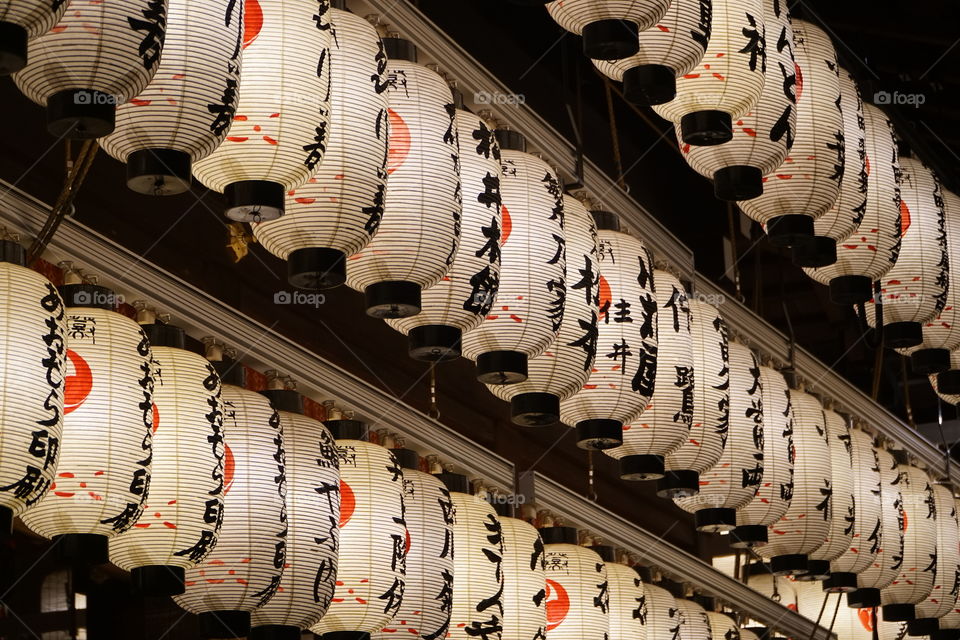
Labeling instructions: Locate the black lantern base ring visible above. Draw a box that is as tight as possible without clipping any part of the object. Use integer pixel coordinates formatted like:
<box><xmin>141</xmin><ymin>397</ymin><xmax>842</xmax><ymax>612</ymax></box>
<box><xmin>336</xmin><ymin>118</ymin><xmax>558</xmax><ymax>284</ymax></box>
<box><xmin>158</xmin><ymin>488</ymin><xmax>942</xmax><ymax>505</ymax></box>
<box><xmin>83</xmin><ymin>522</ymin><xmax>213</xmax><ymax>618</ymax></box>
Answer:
<box><xmin>224</xmin><ymin>180</ymin><xmax>285</xmax><ymax>222</ymax></box>
<box><xmin>912</xmin><ymin>347</ymin><xmax>951</xmax><ymax>375</ymax></box>
<box><xmin>581</xmin><ymin>19</ymin><xmax>640</xmax><ymax>60</ymax></box>
<box><xmin>511</xmin><ymin>392</ymin><xmax>561</xmax><ymax>426</ymax></box>
<box><xmin>909</xmin><ymin>618</ymin><xmax>940</xmax><ymax>637</ymax></box>
<box><xmin>822</xmin><ymin>571</ymin><xmax>859</xmax><ymax>593</ymax></box>
<box><xmin>131</xmin><ymin>565</ymin><xmax>185</xmax><ymax>596</ymax></box>
<box><xmin>883</xmin><ymin>603</ymin><xmax>917</xmax><ymax>622</ymax></box>
<box><xmin>0</xmin><ymin>21</ymin><xmax>27</xmax><ymax>76</ymax></box>
<box><xmin>620</xmin><ymin>454</ymin><xmax>665</xmax><ymax>481</ymax></box>
<box><xmin>766</xmin><ymin>214</ymin><xmax>814</xmax><ymax>249</ymax></box>
<box><xmin>622</xmin><ymin>64</ymin><xmax>676</xmax><ymax>106</ymax></box>
<box><xmin>47</xmin><ymin>89</ymin><xmax>117</xmax><ymax>139</ymax></box>
<box><xmin>694</xmin><ymin>508</ymin><xmax>737</xmax><ymax>533</ymax></box>
<box><xmin>126</xmin><ymin>148</ymin><xmax>192</xmax><ymax>195</ymax></box>
<box><xmin>364</xmin><ymin>280</ymin><xmax>421</xmax><ymax>319</ymax></box>
<box><xmin>795</xmin><ymin>559</ymin><xmax>831</xmax><ymax>581</ymax></box>
<box><xmin>53</xmin><ymin>533</ymin><xmax>109</xmax><ymax>566</ymax></box>
<box><xmin>933</xmin><ymin>630</ymin><xmax>960</xmax><ymax>640</ymax></box>
<box><xmin>0</xmin><ymin>506</ymin><xmax>12</xmax><ymax>537</ymax></box>
<box><xmin>575</xmin><ymin>419</ymin><xmax>623</xmax><ymax>450</ymax></box>
<box><xmin>198</xmin><ymin>610</ymin><xmax>251</xmax><ymax>639</ymax></box>
<box><xmin>729</xmin><ymin>525</ymin><xmax>768</xmax><ymax>548</ymax></box>
<box><xmin>408</xmin><ymin>324</ymin><xmax>462</xmax><ymax>362</ymax></box>
<box><xmin>714</xmin><ymin>165</ymin><xmax>763</xmax><ymax>201</ymax></box>
<box><xmin>829</xmin><ymin>275</ymin><xmax>873</xmax><ymax>305</ymax></box>
<box><xmin>847</xmin><ymin>587</ymin><xmax>882</xmax><ymax>608</ymax></box>
<box><xmin>884</xmin><ymin>321</ymin><xmax>923</xmax><ymax>349</ymax></box>
<box><xmin>771</xmin><ymin>553</ymin><xmax>808</xmax><ymax>576</ymax></box>
<box><xmin>323</xmin><ymin>419</ymin><xmax>366</xmax><ymax>440</ymax></box>
<box><xmin>680</xmin><ymin>110</ymin><xmax>733</xmax><ymax>146</ymax></box>
<box><xmin>249</xmin><ymin>624</ymin><xmax>303</xmax><ymax>640</ymax></box>
<box><xmin>476</xmin><ymin>350</ymin><xmax>528</xmax><ymax>385</ymax></box>
<box><xmin>288</xmin><ymin>247</ymin><xmax>347</xmax><ymax>290</ymax></box>
<box><xmin>793</xmin><ymin>236</ymin><xmax>837</xmax><ymax>268</ymax></box>
<box><xmin>656</xmin><ymin>470</ymin><xmax>700</xmax><ymax>499</ymax></box>
<box><xmin>939</xmin><ymin>369</ymin><xmax>960</xmax><ymax>395</ymax></box>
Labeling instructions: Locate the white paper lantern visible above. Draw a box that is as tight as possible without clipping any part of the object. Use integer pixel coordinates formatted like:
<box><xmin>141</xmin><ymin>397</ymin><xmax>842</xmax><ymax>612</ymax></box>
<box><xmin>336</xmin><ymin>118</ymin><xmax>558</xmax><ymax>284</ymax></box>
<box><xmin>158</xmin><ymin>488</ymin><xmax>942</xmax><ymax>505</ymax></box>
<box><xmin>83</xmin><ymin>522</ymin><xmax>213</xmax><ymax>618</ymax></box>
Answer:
<box><xmin>676</xmin><ymin>341</ymin><xmax>763</xmax><ymax>532</ymax></box>
<box><xmin>732</xmin><ymin>366</ymin><xmax>795</xmax><ymax>548</ymax></box>
<box><xmin>387</xmin><ymin>109</ymin><xmax>503</xmax><ymax>360</ymax></box>
<box><xmin>311</xmin><ymin>423</ymin><xmax>407</xmax><ymax>640</ymax></box>
<box><xmin>592</xmin><ymin>0</ymin><xmax>711</xmax><ymax>106</ymax></box>
<box><xmin>545</xmin><ymin>0</ymin><xmax>670</xmax><ymax>60</ymax></box>
<box><xmin>98</xmin><ymin>0</ymin><xmax>244</xmax><ymax>195</ymax></box>
<box><xmin>651</xmin><ymin>0</ymin><xmax>765</xmax><ymax>146</ymax></box>
<box><xmin>937</xmin><ymin>596</ymin><xmax>960</xmax><ymax>637</ymax></box>
<box><xmin>597</xmin><ymin>553</ymin><xmax>645</xmax><ymax>640</ymax></box>
<box><xmin>910</xmin><ymin>484</ymin><xmax>959</xmax><ymax>636</ymax></box>
<box><xmin>706</xmin><ymin>611</ymin><xmax>741</xmax><ymax>639</ymax></box>
<box><xmin>0</xmin><ymin>0</ymin><xmax>71</xmax><ymax>74</ymax></box>
<box><xmin>13</xmin><ymin>0</ymin><xmax>167</xmax><ymax>138</ymax></box>
<box><xmin>559</xmin><ymin>215</ymin><xmax>657</xmax><ymax>449</ymax></box>
<box><xmin>192</xmin><ymin>0</ymin><xmax>333</xmax><ymax>222</ymax></box>
<box><xmin>643</xmin><ymin>582</ymin><xmax>680</xmax><ymax>640</ymax></box>
<box><xmin>676</xmin><ymin>597</ymin><xmax>711</xmax><ymax>640</ymax></box>
<box><xmin>804</xmin><ymin>102</ymin><xmax>903</xmax><ymax>305</ymax></box>
<box><xmin>488</xmin><ymin>195</ymin><xmax>599</xmax><ymax>426</ymax></box>
<box><xmin>660</xmin><ymin>299</ymin><xmax>729</xmax><ymax>498</ymax></box>
<box><xmin>173</xmin><ymin>369</ymin><xmax>286</xmax><ymax>638</ymax></box>
<box><xmin>109</xmin><ymin>327</ymin><xmax>224</xmax><ymax>597</ymax></box>
<box><xmin>541</xmin><ymin>527</ymin><xmax>608</xmax><ymax>640</ymax></box>
<box><xmin>878</xmin><ymin>619</ymin><xmax>919</xmax><ymax>640</ymax></box>
<box><xmin>461</xmin><ymin>135</ymin><xmax>566</xmax><ymax>385</ymax></box>
<box><xmin>22</xmin><ymin>286</ymin><xmax>154</xmax><ymax>564</ymax></box>
<box><xmin>249</xmin><ymin>390</ymin><xmax>341</xmax><ymax>639</ymax></box>
<box><xmin>679</xmin><ymin>0</ymin><xmax>796</xmax><ymax>201</ymax></box>
<box><xmin>501</xmin><ymin>514</ymin><xmax>547</xmax><ymax>640</ymax></box>
<box><xmin>253</xmin><ymin>8</ymin><xmax>388</xmax><ymax>290</ymax></box>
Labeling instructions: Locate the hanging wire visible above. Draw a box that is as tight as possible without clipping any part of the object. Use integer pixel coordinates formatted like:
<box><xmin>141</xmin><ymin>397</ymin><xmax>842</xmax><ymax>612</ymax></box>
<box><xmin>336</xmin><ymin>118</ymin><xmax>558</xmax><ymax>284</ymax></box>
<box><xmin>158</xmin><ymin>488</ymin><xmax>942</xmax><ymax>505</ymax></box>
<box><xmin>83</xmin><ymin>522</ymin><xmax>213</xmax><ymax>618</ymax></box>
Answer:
<box><xmin>586</xmin><ymin>450</ymin><xmax>598</xmax><ymax>501</ymax></box>
<box><xmin>428</xmin><ymin>367</ymin><xmax>440</xmax><ymax>420</ymax></box>
<box><xmin>900</xmin><ymin>355</ymin><xmax>916</xmax><ymax>428</ymax></box>
<box><xmin>726</xmin><ymin>203</ymin><xmax>745</xmax><ymax>302</ymax></box>
<box><xmin>936</xmin><ymin>394</ymin><xmax>955</xmax><ymax>483</ymax></box>
<box><xmin>827</xmin><ymin>592</ymin><xmax>842</xmax><ymax>638</ymax></box>
<box><xmin>804</xmin><ymin>592</ymin><xmax>831</xmax><ymax>640</ymax></box>
<box><xmin>602</xmin><ymin>77</ymin><xmax>627</xmax><ymax>191</ymax></box>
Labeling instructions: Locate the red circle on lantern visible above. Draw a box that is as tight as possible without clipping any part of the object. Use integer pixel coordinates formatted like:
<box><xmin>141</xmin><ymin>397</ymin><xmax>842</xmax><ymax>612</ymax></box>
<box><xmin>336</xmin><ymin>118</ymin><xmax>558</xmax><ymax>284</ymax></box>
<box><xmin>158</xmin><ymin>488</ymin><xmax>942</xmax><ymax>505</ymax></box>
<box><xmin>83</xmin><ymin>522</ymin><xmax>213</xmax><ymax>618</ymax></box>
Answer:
<box><xmin>223</xmin><ymin>443</ymin><xmax>236</xmax><ymax>495</ymax></box>
<box><xmin>900</xmin><ymin>199</ymin><xmax>911</xmax><ymax>236</ymax></box>
<box><xmin>151</xmin><ymin>403</ymin><xmax>159</xmax><ymax>434</ymax></box>
<box><xmin>64</xmin><ymin>349</ymin><xmax>93</xmax><ymax>415</ymax></box>
<box><xmin>794</xmin><ymin>62</ymin><xmax>804</xmax><ymax>104</ymax></box>
<box><xmin>598</xmin><ymin>275</ymin><xmax>612</xmax><ymax>321</ymax></box>
<box><xmin>544</xmin><ymin>579</ymin><xmax>570</xmax><ymax>631</ymax></box>
<box><xmin>387</xmin><ymin>109</ymin><xmax>410</xmax><ymax>175</ymax></box>
<box><xmin>243</xmin><ymin>0</ymin><xmax>263</xmax><ymax>49</ymax></box>
<box><xmin>339</xmin><ymin>479</ymin><xmax>356</xmax><ymax>528</ymax></box>
<box><xmin>500</xmin><ymin>205</ymin><xmax>513</xmax><ymax>246</ymax></box>
<box><xmin>858</xmin><ymin>607</ymin><xmax>875</xmax><ymax>631</ymax></box>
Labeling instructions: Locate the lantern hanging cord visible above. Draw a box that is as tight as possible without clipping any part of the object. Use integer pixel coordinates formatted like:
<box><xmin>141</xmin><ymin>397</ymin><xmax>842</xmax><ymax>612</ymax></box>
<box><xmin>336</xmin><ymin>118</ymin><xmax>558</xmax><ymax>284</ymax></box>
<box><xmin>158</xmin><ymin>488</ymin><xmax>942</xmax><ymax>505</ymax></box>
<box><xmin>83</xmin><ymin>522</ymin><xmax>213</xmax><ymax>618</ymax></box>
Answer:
<box><xmin>602</xmin><ymin>77</ymin><xmax>626</xmax><ymax>191</ymax></box>
<box><xmin>726</xmin><ymin>203</ymin><xmax>745</xmax><ymax>303</ymax></box>
<box><xmin>428</xmin><ymin>366</ymin><xmax>440</xmax><ymax>420</ymax></box>
<box><xmin>827</xmin><ymin>593</ymin><xmax>841</xmax><ymax>638</ymax></box>
<box><xmin>804</xmin><ymin>592</ymin><xmax>830</xmax><ymax>640</ymax></box>
<box><xmin>587</xmin><ymin>449</ymin><xmax>597</xmax><ymax>501</ymax></box>
<box><xmin>936</xmin><ymin>394</ymin><xmax>954</xmax><ymax>483</ymax></box>
<box><xmin>900</xmin><ymin>355</ymin><xmax>916</xmax><ymax>428</ymax></box>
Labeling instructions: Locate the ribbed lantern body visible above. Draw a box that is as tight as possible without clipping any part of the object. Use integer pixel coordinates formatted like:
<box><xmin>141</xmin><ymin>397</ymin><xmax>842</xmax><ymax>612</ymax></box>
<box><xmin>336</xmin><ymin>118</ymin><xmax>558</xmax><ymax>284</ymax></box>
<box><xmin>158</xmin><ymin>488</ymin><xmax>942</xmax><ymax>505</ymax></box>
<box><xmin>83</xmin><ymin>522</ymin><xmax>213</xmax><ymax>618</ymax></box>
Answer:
<box><xmin>606</xmin><ymin>563</ymin><xmax>645</xmax><ymax>640</ymax></box>
<box><xmin>643</xmin><ymin>583</ymin><xmax>680</xmax><ymax>640</ymax></box>
<box><xmin>806</xmin><ymin>410</ymin><xmax>855</xmax><ymax>567</ymax></box>
<box><xmin>855</xmin><ymin>448</ymin><xmax>904</xmax><ymax>593</ymax></box>
<box><xmin>0</xmin><ymin>263</ymin><xmax>65</xmax><ymax>519</ymax></box>
<box><xmin>737</xmin><ymin>19</ymin><xmax>843</xmax><ymax>223</ymax></box>
<box><xmin>253</xmin><ymin>8</ymin><xmax>389</xmax><ymax>277</ymax></box>
<box><xmin>878</xmin><ymin>620</ymin><xmax>917</xmax><ymax>640</ymax></box>
<box><xmin>913</xmin><ymin>485</ymin><xmax>959</xmax><ymax>624</ymax></box>
<box><xmin>500</xmin><ymin>517</ymin><xmax>546</xmax><ymax>640</ymax></box>
<box><xmin>488</xmin><ymin>196</ymin><xmax>599</xmax><ymax>410</ymax></box>
<box><xmin>98</xmin><ymin>0</ymin><xmax>244</xmax><ymax>193</ymax></box>
<box><xmin>880</xmin><ymin>466</ymin><xmax>937</xmax><ymax>611</ymax></box>
<box><xmin>311</xmin><ymin>440</ymin><xmax>406</xmax><ymax>635</ymax></box>
<box><xmin>110</xmin><ymin>349</ymin><xmax>224</xmax><ymax>574</ymax></box>
<box><xmin>389</xmin><ymin>110</ymin><xmax>503</xmax><ymax>340</ymax></box>
<box><xmin>545</xmin><ymin>0</ymin><xmax>671</xmax><ymax>38</ymax></box>
<box><xmin>22</xmin><ymin>306</ymin><xmax>153</xmax><ymax>539</ymax></box>
<box><xmin>0</xmin><ymin>1</ymin><xmax>70</xmax><ymax>40</ymax></box>
<box><xmin>461</xmin><ymin>152</ymin><xmax>566</xmax><ymax>368</ymax></box>
<box><xmin>542</xmin><ymin>543</ymin><xmax>608</xmax><ymax>640</ymax></box>
<box><xmin>676</xmin><ymin>342</ymin><xmax>764</xmax><ymax>529</ymax></box>
<box><xmin>559</xmin><ymin>230</ymin><xmax>658</xmax><ymax>437</ymax></box>
<box><xmin>250</xmin><ymin>412</ymin><xmax>340</xmax><ymax>633</ymax></box>
<box><xmin>448</xmin><ymin>493</ymin><xmax>504</xmax><ymax>640</ymax></box>
<box><xmin>941</xmin><ymin>599</ymin><xmax>960</xmax><ymax>632</ymax></box>
<box><xmin>345</xmin><ymin>59</ymin><xmax>462</xmax><ymax>308</ymax></box>
<box><xmin>829</xmin><ymin>429</ymin><xmax>883</xmax><ymax>578</ymax></box>
<box><xmin>665</xmin><ymin>300</ymin><xmax>728</xmax><ymax>477</ymax></box>
<box><xmin>676</xmin><ymin>597</ymin><xmax>711</xmax><ymax>640</ymax></box>
<box><xmin>705</xmin><ymin>612</ymin><xmax>741</xmax><ymax>638</ymax></box>
<box><xmin>372</xmin><ymin>468</ymin><xmax>454</xmax><ymax>640</ymax></box>
<box><xmin>174</xmin><ymin>384</ymin><xmax>286</xmax><ymax>615</ymax></box>
<box><xmin>191</xmin><ymin>0</ymin><xmax>333</xmax><ymax>220</ymax></box>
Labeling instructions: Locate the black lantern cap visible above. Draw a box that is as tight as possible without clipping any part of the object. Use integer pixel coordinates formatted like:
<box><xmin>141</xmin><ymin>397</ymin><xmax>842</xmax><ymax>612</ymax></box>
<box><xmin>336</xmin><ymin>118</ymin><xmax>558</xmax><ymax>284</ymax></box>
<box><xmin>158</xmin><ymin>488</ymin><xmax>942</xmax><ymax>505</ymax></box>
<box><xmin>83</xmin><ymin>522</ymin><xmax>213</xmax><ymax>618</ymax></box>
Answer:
<box><xmin>829</xmin><ymin>275</ymin><xmax>873</xmax><ymax>305</ymax></box>
<box><xmin>495</xmin><ymin>129</ymin><xmax>527</xmax><ymax>153</ymax></box>
<box><xmin>0</xmin><ymin>507</ymin><xmax>11</xmax><ymax>538</ymax></box>
<box><xmin>620</xmin><ymin>454</ymin><xmax>665</xmax><ymax>480</ymax></box>
<box><xmin>729</xmin><ymin>525</ymin><xmax>768</xmax><ymax>548</ymax></box>
<box><xmin>324</xmin><ymin>419</ymin><xmax>367</xmax><ymax>440</ymax></box>
<box><xmin>364</xmin><ymin>281</ymin><xmax>421</xmax><ymax>319</ymax></box>
<box><xmin>792</xmin><ymin>236</ymin><xmax>837</xmax><ymax>268</ymax></box>
<box><xmin>435</xmin><ymin>471</ymin><xmax>471</xmax><ymax>494</ymax></box>
<box><xmin>382</xmin><ymin>37</ymin><xmax>418</xmax><ymax>63</ymax></box>
<box><xmin>288</xmin><ymin>247</ymin><xmax>347</xmax><ymax>290</ymax></box>
<box><xmin>408</xmin><ymin>324</ymin><xmax>462</xmax><ymax>362</ymax></box>
<box><xmin>694</xmin><ymin>507</ymin><xmax>736</xmax><ymax>532</ymax></box>
<box><xmin>795</xmin><ymin>559</ymin><xmax>831</xmax><ymax>581</ymax></box>
<box><xmin>847</xmin><ymin>587</ymin><xmax>881</xmax><ymax>608</ymax></box>
<box><xmin>770</xmin><ymin>553</ymin><xmax>808</xmax><ymax>576</ymax></box>
<box><xmin>249</xmin><ymin>624</ymin><xmax>303</xmax><ymax>640</ymax></box>
<box><xmin>622</xmin><ymin>64</ymin><xmax>676</xmax><ymax>106</ymax></box>
<box><xmin>884</xmin><ymin>321</ymin><xmax>923</xmax><ymax>349</ymax></box>
<box><xmin>576</xmin><ymin>419</ymin><xmax>623</xmax><ymax>450</ymax></box>
<box><xmin>59</xmin><ymin>283</ymin><xmax>117</xmax><ymax>311</ymax></box>
<box><xmin>581</xmin><ymin>19</ymin><xmax>640</xmax><ymax>60</ymax></box>
<box><xmin>912</xmin><ymin>348</ymin><xmax>951</xmax><ymax>375</ymax></box>
<box><xmin>882</xmin><ymin>603</ymin><xmax>917</xmax><ymax>622</ymax></box>
<box><xmin>491</xmin><ymin>500</ymin><xmax>514</xmax><ymax>517</ymax></box>
<box><xmin>141</xmin><ymin>323</ymin><xmax>187</xmax><ymax>350</ymax></box>
<box><xmin>47</xmin><ymin>89</ymin><xmax>116</xmax><ymax>139</ymax></box>
<box><xmin>199</xmin><ymin>610</ymin><xmax>250</xmax><ymax>639</ymax></box>
<box><xmin>590</xmin><ymin>210</ymin><xmax>621</xmax><ymax>231</ymax></box>
<box><xmin>938</xmin><ymin>369</ymin><xmax>960</xmax><ymax>395</ymax></box>
<box><xmin>680</xmin><ymin>110</ymin><xmax>733</xmax><ymax>146</ymax></box>
<box><xmin>131</xmin><ymin>565</ymin><xmax>185</xmax><ymax>596</ymax></box>
<box><xmin>53</xmin><ymin>533</ymin><xmax>109</xmax><ymax>566</ymax></box>
<box><xmin>211</xmin><ymin>358</ymin><xmax>245</xmax><ymax>388</ymax></box>
<box><xmin>511</xmin><ymin>392</ymin><xmax>561</xmax><ymax>426</ymax></box>
<box><xmin>587</xmin><ymin>545</ymin><xmax>617</xmax><ymax>562</ymax></box>
<box><xmin>909</xmin><ymin>618</ymin><xmax>940</xmax><ymax>637</ymax></box>
<box><xmin>656</xmin><ymin>470</ymin><xmax>700</xmax><ymax>499</ymax></box>
<box><xmin>714</xmin><ymin>165</ymin><xmax>763</xmax><ymax>201</ymax></box>
<box><xmin>822</xmin><ymin>571</ymin><xmax>858</xmax><ymax>592</ymax></box>
<box><xmin>259</xmin><ymin>389</ymin><xmax>304</xmax><ymax>415</ymax></box>
<box><xmin>539</xmin><ymin>526</ymin><xmax>578</xmax><ymax>545</ymax></box>
<box><xmin>0</xmin><ymin>238</ymin><xmax>26</xmax><ymax>266</ymax></box>
<box><xmin>0</xmin><ymin>21</ymin><xmax>28</xmax><ymax>75</ymax></box>
<box><xmin>476</xmin><ymin>350</ymin><xmax>528</xmax><ymax>385</ymax></box>
<box><xmin>224</xmin><ymin>180</ymin><xmax>285</xmax><ymax>222</ymax></box>
<box><xmin>126</xmin><ymin>148</ymin><xmax>192</xmax><ymax>196</ymax></box>
<box><xmin>766</xmin><ymin>215</ymin><xmax>814</xmax><ymax>249</ymax></box>
<box><xmin>392</xmin><ymin>448</ymin><xmax>421</xmax><ymax>471</ymax></box>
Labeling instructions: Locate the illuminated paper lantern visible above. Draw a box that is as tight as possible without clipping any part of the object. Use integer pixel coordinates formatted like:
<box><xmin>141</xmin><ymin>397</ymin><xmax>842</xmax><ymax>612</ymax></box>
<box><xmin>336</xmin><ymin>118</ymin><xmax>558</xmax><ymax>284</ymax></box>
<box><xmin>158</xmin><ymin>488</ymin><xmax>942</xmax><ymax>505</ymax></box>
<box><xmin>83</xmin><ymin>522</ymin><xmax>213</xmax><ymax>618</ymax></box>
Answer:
<box><xmin>588</xmin><ymin>547</ymin><xmax>644</xmax><ymax>640</ymax></box>
<box><xmin>739</xmin><ymin>628</ymin><xmax>761</xmax><ymax>640</ymax></box>
<box><xmin>592</xmin><ymin>0</ymin><xmax>711</xmax><ymax>105</ymax></box>
<box><xmin>173</xmin><ymin>362</ymin><xmax>286</xmax><ymax>639</ymax></box>
<box><xmin>676</xmin><ymin>597</ymin><xmax>712</xmax><ymax>640</ymax></box>
<box><xmin>311</xmin><ymin>421</ymin><xmax>407</xmax><ymax>640</ymax></box>
<box><xmin>248</xmin><ymin>389</ymin><xmax>341</xmax><ymax>640</ymax></box>
<box><xmin>706</xmin><ymin>611</ymin><xmax>741</xmax><ymax>638</ymax></box>
<box><xmin>651</xmin><ymin>0</ymin><xmax>765</xmax><ymax>146</ymax></box>
<box><xmin>387</xmin><ymin>108</ymin><xmax>503</xmax><ymax>360</ymax></box>
<box><xmin>659</xmin><ymin>298</ymin><xmax>729</xmax><ymax>499</ymax></box>
<box><xmin>937</xmin><ymin>601</ymin><xmax>960</xmax><ymax>639</ymax></box>
<box><xmin>346</xmin><ymin>38</ymin><xmax>462</xmax><ymax>319</ymax></box>
<box><xmin>605</xmin><ymin>269</ymin><xmax>693</xmax><ymax>480</ymax></box>
<box><xmin>544</xmin><ymin>0</ymin><xmax>670</xmax><ymax>60</ymax></box>
<box><xmin>253</xmin><ymin>8</ymin><xmax>388</xmax><ymax>290</ymax></box>
<box><xmin>488</xmin><ymin>195</ymin><xmax>599</xmax><ymax>425</ymax></box>
<box><xmin>644</xmin><ymin>582</ymin><xmax>681</xmax><ymax>639</ymax></box>
<box><xmin>99</xmin><ymin>0</ymin><xmax>244</xmax><ymax>195</ymax></box>
<box><xmin>804</xmin><ymin>102</ymin><xmax>903</xmax><ymax>305</ymax></box>
<box><xmin>192</xmin><ymin>0</ymin><xmax>332</xmax><ymax>222</ymax></box>
<box><xmin>22</xmin><ymin>284</ymin><xmax>153</xmax><ymax>564</ymax></box>
<box><xmin>500</xmin><ymin>510</ymin><xmax>547</xmax><ymax>640</ymax></box>
<box><xmin>679</xmin><ymin>0</ymin><xmax>796</xmax><ymax>201</ymax></box>
<box><xmin>13</xmin><ymin>0</ymin><xmax>167</xmax><ymax>138</ymax></box>
<box><xmin>559</xmin><ymin>212</ymin><xmax>657</xmax><ymax>449</ymax></box>
<box><xmin>540</xmin><ymin>527</ymin><xmax>608</xmax><ymax>640</ymax></box>
<box><xmin>0</xmin><ymin>0</ymin><xmax>71</xmax><ymax>74</ymax></box>
<box><xmin>731</xmin><ymin>366</ymin><xmax>795</xmax><ymax>549</ymax></box>
<box><xmin>0</xmin><ymin>239</ymin><xmax>66</xmax><ymax>535</ymax></box>
<box><xmin>908</xmin><ymin>484</ymin><xmax>959</xmax><ymax>636</ymax></box>
<box><xmin>461</xmin><ymin>131</ymin><xmax>566</xmax><ymax>385</ymax></box>
<box><xmin>675</xmin><ymin>341</ymin><xmax>763</xmax><ymax>532</ymax></box>
<box><xmin>109</xmin><ymin>324</ymin><xmax>224</xmax><ymax>597</ymax></box>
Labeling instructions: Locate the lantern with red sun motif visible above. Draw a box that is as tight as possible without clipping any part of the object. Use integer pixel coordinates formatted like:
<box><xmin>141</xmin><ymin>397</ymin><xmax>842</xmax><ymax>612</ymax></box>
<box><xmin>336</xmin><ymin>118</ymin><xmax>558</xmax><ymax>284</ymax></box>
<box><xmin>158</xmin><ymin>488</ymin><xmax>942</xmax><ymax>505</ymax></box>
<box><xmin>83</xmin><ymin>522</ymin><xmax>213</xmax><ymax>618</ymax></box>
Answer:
<box><xmin>545</xmin><ymin>0</ymin><xmax>670</xmax><ymax>60</ymax></box>
<box><xmin>500</xmin><ymin>508</ymin><xmax>547</xmax><ymax>640</ymax></box>
<box><xmin>0</xmin><ymin>0</ymin><xmax>71</xmax><ymax>74</ymax></box>
<box><xmin>540</xmin><ymin>527</ymin><xmax>608</xmax><ymax>640</ymax></box>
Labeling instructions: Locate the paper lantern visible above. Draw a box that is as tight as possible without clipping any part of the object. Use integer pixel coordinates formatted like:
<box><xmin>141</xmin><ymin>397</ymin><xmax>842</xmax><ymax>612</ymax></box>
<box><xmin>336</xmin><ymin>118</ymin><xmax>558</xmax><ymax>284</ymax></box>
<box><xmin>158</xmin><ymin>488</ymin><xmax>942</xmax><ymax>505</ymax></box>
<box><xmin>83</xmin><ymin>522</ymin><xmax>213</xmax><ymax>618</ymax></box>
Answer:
<box><xmin>461</xmin><ymin>131</ymin><xmax>566</xmax><ymax>385</ymax></box>
<box><xmin>109</xmin><ymin>324</ymin><xmax>224</xmax><ymax>597</ymax></box>
<box><xmin>98</xmin><ymin>0</ymin><xmax>244</xmax><ymax>195</ymax></box>
<box><xmin>678</xmin><ymin>0</ymin><xmax>796</xmax><ymax>200</ymax></box>
<box><xmin>605</xmin><ymin>269</ymin><xmax>693</xmax><ymax>480</ymax></box>
<box><xmin>387</xmin><ymin>108</ymin><xmax>503</xmax><ymax>360</ymax></box>
<box><xmin>794</xmin><ymin>68</ymin><xmax>868</xmax><ymax>268</ymax></box>
<box><xmin>0</xmin><ymin>0</ymin><xmax>71</xmax><ymax>74</ymax></box>
<box><xmin>592</xmin><ymin>0</ymin><xmax>711</xmax><ymax>105</ymax></box>
<box><xmin>500</xmin><ymin>511</ymin><xmax>547</xmax><ymax>640</ymax></box>
<box><xmin>650</xmin><ymin>0</ymin><xmax>765</xmax><ymax>146</ymax></box>
<box><xmin>192</xmin><ymin>0</ymin><xmax>332</xmax><ymax>222</ymax></box>
<box><xmin>862</xmin><ymin>157</ymin><xmax>949</xmax><ymax>349</ymax></box>
<box><xmin>878</xmin><ymin>619</ymin><xmax>918</xmax><ymax>640</ymax></box>
<box><xmin>173</xmin><ymin>363</ymin><xmax>286</xmax><ymax>639</ymax></box>
<box><xmin>488</xmin><ymin>195</ymin><xmax>599</xmax><ymax>425</ymax></box>
<box><xmin>933</xmin><ymin>352</ymin><xmax>960</xmax><ymax>405</ymax></box>
<box><xmin>706</xmin><ymin>611</ymin><xmax>741</xmax><ymax>638</ymax></box>
<box><xmin>13</xmin><ymin>0</ymin><xmax>167</xmax><ymax>138</ymax></box>
<box><xmin>803</xmin><ymin>102</ymin><xmax>903</xmax><ymax>305</ymax></box>
<box><xmin>676</xmin><ymin>597</ymin><xmax>712</xmax><ymax>640</ymax></box>
<box><xmin>731</xmin><ymin>366</ymin><xmax>795</xmax><ymax>549</ymax></box>
<box><xmin>311</xmin><ymin>421</ymin><xmax>407</xmax><ymax>640</ymax></box>
<box><xmin>253</xmin><ymin>8</ymin><xmax>388</xmax><ymax>290</ymax></box>
<box><xmin>643</xmin><ymin>582</ymin><xmax>681</xmax><ymax>640</ymax></box>
<box><xmin>558</xmin><ymin>212</ymin><xmax>657</xmax><ymax>449</ymax></box>
<box><xmin>589</xmin><ymin>547</ymin><xmax>644</xmax><ymax>640</ymax></box>
<box><xmin>540</xmin><ymin>527</ymin><xmax>608</xmax><ymax>640</ymax></box>
<box><xmin>909</xmin><ymin>484</ymin><xmax>959</xmax><ymax>637</ymax></box>
<box><xmin>544</xmin><ymin>0</ymin><xmax>670</xmax><ymax>60</ymax></box>
<box><xmin>675</xmin><ymin>341</ymin><xmax>763</xmax><ymax>532</ymax></box>
<box><xmin>22</xmin><ymin>284</ymin><xmax>153</xmax><ymax>564</ymax></box>
<box><xmin>739</xmin><ymin>628</ymin><xmax>761</xmax><ymax>640</ymax></box>
<box><xmin>659</xmin><ymin>299</ymin><xmax>729</xmax><ymax>499</ymax></box>
<box><xmin>0</xmin><ymin>240</ymin><xmax>66</xmax><ymax>535</ymax></box>
<box><xmin>936</xmin><ymin>601</ymin><xmax>960</xmax><ymax>640</ymax></box>
<box><xmin>248</xmin><ymin>390</ymin><xmax>341</xmax><ymax>640</ymax></box>
<box><xmin>824</xmin><ymin>428</ymin><xmax>883</xmax><ymax>593</ymax></box>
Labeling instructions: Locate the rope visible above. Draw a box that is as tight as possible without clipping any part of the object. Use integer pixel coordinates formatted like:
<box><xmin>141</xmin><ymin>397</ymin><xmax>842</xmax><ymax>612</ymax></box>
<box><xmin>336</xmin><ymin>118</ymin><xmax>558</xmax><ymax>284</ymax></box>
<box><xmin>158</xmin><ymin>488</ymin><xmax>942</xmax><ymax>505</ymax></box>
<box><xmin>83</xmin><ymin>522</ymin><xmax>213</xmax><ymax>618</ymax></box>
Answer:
<box><xmin>602</xmin><ymin>77</ymin><xmax>627</xmax><ymax>191</ymax></box>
